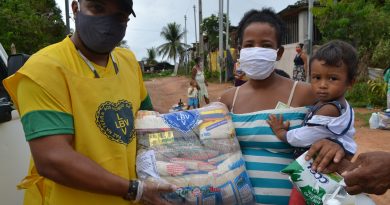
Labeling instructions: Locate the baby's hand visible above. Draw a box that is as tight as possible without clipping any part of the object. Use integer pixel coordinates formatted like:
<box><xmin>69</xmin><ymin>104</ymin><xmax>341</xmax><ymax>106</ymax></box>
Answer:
<box><xmin>267</xmin><ymin>114</ymin><xmax>290</xmax><ymax>142</ymax></box>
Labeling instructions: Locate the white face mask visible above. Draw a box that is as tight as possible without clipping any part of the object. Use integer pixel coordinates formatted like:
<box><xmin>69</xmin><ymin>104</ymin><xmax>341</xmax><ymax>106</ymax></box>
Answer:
<box><xmin>239</xmin><ymin>47</ymin><xmax>277</xmax><ymax>80</ymax></box>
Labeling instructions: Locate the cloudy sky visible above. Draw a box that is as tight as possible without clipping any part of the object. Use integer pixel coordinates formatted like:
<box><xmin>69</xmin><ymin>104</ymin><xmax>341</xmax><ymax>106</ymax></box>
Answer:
<box><xmin>55</xmin><ymin>0</ymin><xmax>298</xmax><ymax>61</ymax></box>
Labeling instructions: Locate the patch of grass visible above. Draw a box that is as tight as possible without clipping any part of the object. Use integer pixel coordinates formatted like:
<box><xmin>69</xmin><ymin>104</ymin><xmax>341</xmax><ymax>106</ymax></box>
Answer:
<box><xmin>354</xmin><ymin>112</ymin><xmax>371</xmax><ymax>127</ymax></box>
<box><xmin>142</xmin><ymin>70</ymin><xmax>173</xmax><ymax>81</ymax></box>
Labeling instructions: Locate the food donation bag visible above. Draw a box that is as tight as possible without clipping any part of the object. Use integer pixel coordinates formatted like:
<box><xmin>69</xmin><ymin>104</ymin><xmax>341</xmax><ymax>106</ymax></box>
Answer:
<box><xmin>135</xmin><ymin>102</ymin><xmax>255</xmax><ymax>205</ymax></box>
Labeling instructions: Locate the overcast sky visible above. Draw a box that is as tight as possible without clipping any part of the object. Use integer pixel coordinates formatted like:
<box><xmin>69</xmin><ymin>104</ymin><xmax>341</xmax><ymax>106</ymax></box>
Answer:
<box><xmin>55</xmin><ymin>0</ymin><xmax>298</xmax><ymax>62</ymax></box>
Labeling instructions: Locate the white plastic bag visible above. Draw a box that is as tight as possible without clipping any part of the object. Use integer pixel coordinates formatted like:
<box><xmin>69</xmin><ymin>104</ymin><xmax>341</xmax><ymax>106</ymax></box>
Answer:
<box><xmin>369</xmin><ymin>112</ymin><xmax>379</xmax><ymax>129</ymax></box>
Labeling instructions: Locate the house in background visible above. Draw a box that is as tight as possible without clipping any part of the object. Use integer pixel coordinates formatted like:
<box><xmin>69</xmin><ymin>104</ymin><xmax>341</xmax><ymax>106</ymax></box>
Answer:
<box><xmin>276</xmin><ymin>0</ymin><xmax>322</xmax><ymax>76</ymax></box>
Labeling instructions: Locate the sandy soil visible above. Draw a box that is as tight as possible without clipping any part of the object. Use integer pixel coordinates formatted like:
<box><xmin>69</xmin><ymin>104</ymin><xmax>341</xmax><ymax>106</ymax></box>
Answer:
<box><xmin>145</xmin><ymin>76</ymin><xmax>390</xmax><ymax>204</ymax></box>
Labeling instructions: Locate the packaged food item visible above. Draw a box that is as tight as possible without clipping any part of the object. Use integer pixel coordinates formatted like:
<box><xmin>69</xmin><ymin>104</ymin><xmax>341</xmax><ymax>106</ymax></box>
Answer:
<box><xmin>282</xmin><ymin>151</ymin><xmax>377</xmax><ymax>205</ymax></box>
<box><xmin>135</xmin><ymin>102</ymin><xmax>255</xmax><ymax>205</ymax></box>
<box><xmin>281</xmin><ymin>151</ymin><xmax>344</xmax><ymax>205</ymax></box>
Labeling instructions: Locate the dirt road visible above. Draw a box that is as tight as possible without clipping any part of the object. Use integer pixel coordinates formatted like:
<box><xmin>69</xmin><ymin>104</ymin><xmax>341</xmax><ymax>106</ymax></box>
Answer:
<box><xmin>145</xmin><ymin>76</ymin><xmax>390</xmax><ymax>204</ymax></box>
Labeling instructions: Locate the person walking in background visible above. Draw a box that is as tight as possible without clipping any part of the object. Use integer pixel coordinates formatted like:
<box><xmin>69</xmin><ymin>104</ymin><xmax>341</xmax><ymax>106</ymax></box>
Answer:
<box><xmin>187</xmin><ymin>80</ymin><xmax>199</xmax><ymax>110</ymax></box>
<box><xmin>384</xmin><ymin>66</ymin><xmax>390</xmax><ymax>112</ymax></box>
<box><xmin>192</xmin><ymin>57</ymin><xmax>210</xmax><ymax>107</ymax></box>
<box><xmin>293</xmin><ymin>43</ymin><xmax>308</xmax><ymax>82</ymax></box>
<box><xmin>2</xmin><ymin>0</ymin><xmax>175</xmax><ymax>204</ymax></box>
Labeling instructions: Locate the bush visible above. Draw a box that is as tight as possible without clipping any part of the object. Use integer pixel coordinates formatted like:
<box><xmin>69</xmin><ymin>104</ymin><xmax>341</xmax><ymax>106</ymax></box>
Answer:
<box><xmin>142</xmin><ymin>70</ymin><xmax>173</xmax><ymax>81</ymax></box>
<box><xmin>346</xmin><ymin>80</ymin><xmax>387</xmax><ymax>108</ymax></box>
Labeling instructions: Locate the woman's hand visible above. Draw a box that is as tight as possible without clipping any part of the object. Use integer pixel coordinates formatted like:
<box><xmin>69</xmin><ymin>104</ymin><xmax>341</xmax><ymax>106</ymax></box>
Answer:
<box><xmin>305</xmin><ymin>139</ymin><xmax>345</xmax><ymax>173</ymax></box>
<box><xmin>141</xmin><ymin>180</ymin><xmax>177</xmax><ymax>205</ymax></box>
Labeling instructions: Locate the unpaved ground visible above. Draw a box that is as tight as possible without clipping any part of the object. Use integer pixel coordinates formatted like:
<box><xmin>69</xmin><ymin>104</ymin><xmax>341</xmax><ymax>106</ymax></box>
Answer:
<box><xmin>145</xmin><ymin>76</ymin><xmax>390</xmax><ymax>204</ymax></box>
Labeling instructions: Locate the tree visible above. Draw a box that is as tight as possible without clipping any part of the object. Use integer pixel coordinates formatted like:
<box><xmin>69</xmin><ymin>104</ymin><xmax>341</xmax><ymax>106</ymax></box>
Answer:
<box><xmin>145</xmin><ymin>47</ymin><xmax>158</xmax><ymax>66</ymax></box>
<box><xmin>0</xmin><ymin>0</ymin><xmax>67</xmax><ymax>55</ymax></box>
<box><xmin>312</xmin><ymin>0</ymin><xmax>390</xmax><ymax>79</ymax></box>
<box><xmin>201</xmin><ymin>14</ymin><xmax>230</xmax><ymax>52</ymax></box>
<box><xmin>157</xmin><ymin>22</ymin><xmax>189</xmax><ymax>76</ymax></box>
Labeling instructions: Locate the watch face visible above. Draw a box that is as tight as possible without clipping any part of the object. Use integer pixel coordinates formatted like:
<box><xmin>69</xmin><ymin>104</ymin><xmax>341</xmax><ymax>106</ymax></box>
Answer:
<box><xmin>123</xmin><ymin>180</ymin><xmax>138</xmax><ymax>201</ymax></box>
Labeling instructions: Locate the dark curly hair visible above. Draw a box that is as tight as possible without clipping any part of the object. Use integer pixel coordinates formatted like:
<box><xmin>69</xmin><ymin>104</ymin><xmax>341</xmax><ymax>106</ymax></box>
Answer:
<box><xmin>310</xmin><ymin>40</ymin><xmax>358</xmax><ymax>83</ymax></box>
<box><xmin>236</xmin><ymin>8</ymin><xmax>286</xmax><ymax>48</ymax></box>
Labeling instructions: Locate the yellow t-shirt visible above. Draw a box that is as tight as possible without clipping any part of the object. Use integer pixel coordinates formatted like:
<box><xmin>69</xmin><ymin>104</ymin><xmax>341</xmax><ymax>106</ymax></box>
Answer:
<box><xmin>4</xmin><ymin>36</ymin><xmax>152</xmax><ymax>205</ymax></box>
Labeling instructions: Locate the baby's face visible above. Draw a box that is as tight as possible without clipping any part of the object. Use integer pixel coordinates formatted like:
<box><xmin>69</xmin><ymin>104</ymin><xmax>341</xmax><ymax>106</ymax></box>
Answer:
<box><xmin>310</xmin><ymin>59</ymin><xmax>352</xmax><ymax>102</ymax></box>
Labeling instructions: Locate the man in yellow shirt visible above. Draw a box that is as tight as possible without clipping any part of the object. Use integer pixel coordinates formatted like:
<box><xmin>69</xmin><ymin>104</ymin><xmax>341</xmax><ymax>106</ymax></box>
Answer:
<box><xmin>3</xmin><ymin>0</ymin><xmax>175</xmax><ymax>204</ymax></box>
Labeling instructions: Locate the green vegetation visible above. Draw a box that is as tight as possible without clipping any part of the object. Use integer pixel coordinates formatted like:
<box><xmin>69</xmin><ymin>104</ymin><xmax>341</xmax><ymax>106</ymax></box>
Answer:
<box><xmin>0</xmin><ymin>0</ymin><xmax>66</xmax><ymax>54</ymax></box>
<box><xmin>142</xmin><ymin>70</ymin><xmax>173</xmax><ymax>81</ymax></box>
<box><xmin>346</xmin><ymin>80</ymin><xmax>387</xmax><ymax>108</ymax></box>
<box><xmin>313</xmin><ymin>0</ymin><xmax>390</xmax><ymax>79</ymax></box>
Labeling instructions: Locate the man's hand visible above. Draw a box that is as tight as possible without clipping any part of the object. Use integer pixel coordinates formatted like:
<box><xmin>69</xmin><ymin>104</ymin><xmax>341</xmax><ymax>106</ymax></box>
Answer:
<box><xmin>305</xmin><ymin>139</ymin><xmax>345</xmax><ymax>172</ymax></box>
<box><xmin>141</xmin><ymin>180</ymin><xmax>177</xmax><ymax>205</ymax></box>
<box><xmin>267</xmin><ymin>114</ymin><xmax>289</xmax><ymax>142</ymax></box>
<box><xmin>342</xmin><ymin>151</ymin><xmax>390</xmax><ymax>195</ymax></box>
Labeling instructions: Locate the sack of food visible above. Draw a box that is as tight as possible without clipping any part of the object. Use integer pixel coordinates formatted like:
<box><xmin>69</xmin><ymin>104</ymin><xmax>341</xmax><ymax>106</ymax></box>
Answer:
<box><xmin>135</xmin><ymin>102</ymin><xmax>255</xmax><ymax>205</ymax></box>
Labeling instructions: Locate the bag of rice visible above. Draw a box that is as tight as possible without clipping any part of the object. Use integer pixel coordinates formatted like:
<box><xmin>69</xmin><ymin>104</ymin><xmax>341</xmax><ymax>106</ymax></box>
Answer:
<box><xmin>135</xmin><ymin>102</ymin><xmax>255</xmax><ymax>205</ymax></box>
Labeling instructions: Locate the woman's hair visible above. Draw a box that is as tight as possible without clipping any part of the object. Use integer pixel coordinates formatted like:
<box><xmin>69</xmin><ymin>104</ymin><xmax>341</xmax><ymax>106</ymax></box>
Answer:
<box><xmin>297</xmin><ymin>43</ymin><xmax>304</xmax><ymax>49</ymax></box>
<box><xmin>236</xmin><ymin>8</ymin><xmax>286</xmax><ymax>48</ymax></box>
<box><xmin>310</xmin><ymin>40</ymin><xmax>358</xmax><ymax>82</ymax></box>
<box><xmin>194</xmin><ymin>57</ymin><xmax>201</xmax><ymax>64</ymax></box>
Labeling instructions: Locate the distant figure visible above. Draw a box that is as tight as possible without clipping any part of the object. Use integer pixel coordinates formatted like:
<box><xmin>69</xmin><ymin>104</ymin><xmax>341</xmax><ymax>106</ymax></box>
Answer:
<box><xmin>293</xmin><ymin>43</ymin><xmax>308</xmax><ymax>81</ymax></box>
<box><xmin>233</xmin><ymin>50</ymin><xmax>247</xmax><ymax>86</ymax></box>
<box><xmin>192</xmin><ymin>57</ymin><xmax>210</xmax><ymax>107</ymax></box>
<box><xmin>384</xmin><ymin>66</ymin><xmax>390</xmax><ymax>112</ymax></box>
<box><xmin>187</xmin><ymin>80</ymin><xmax>199</xmax><ymax>110</ymax></box>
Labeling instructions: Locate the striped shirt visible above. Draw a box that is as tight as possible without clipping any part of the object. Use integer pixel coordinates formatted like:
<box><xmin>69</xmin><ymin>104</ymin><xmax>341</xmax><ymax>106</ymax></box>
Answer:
<box><xmin>231</xmin><ymin>107</ymin><xmax>308</xmax><ymax>205</ymax></box>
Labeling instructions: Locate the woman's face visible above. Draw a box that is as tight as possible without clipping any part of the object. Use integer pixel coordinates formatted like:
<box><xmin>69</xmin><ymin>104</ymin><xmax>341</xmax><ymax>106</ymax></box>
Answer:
<box><xmin>241</xmin><ymin>22</ymin><xmax>278</xmax><ymax>50</ymax></box>
<box><xmin>296</xmin><ymin>45</ymin><xmax>302</xmax><ymax>53</ymax></box>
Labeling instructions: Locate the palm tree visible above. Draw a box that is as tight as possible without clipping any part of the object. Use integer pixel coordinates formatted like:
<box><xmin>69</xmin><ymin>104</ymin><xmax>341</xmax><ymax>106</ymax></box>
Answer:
<box><xmin>157</xmin><ymin>22</ymin><xmax>189</xmax><ymax>76</ymax></box>
<box><xmin>145</xmin><ymin>47</ymin><xmax>158</xmax><ymax>66</ymax></box>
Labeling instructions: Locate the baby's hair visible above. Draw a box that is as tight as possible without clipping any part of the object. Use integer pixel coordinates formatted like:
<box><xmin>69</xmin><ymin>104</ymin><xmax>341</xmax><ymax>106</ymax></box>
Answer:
<box><xmin>236</xmin><ymin>8</ymin><xmax>286</xmax><ymax>48</ymax></box>
<box><xmin>310</xmin><ymin>40</ymin><xmax>358</xmax><ymax>82</ymax></box>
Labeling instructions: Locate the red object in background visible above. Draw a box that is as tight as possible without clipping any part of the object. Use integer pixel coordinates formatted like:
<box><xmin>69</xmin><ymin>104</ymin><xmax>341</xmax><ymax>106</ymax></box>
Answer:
<box><xmin>289</xmin><ymin>187</ymin><xmax>306</xmax><ymax>205</ymax></box>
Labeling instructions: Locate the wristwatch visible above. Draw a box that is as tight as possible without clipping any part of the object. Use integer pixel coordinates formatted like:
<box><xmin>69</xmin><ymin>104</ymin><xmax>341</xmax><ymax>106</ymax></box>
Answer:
<box><xmin>123</xmin><ymin>180</ymin><xmax>139</xmax><ymax>201</ymax></box>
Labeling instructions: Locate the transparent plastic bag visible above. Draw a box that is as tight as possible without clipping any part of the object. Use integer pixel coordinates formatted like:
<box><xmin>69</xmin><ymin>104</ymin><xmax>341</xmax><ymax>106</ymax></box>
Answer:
<box><xmin>135</xmin><ymin>102</ymin><xmax>255</xmax><ymax>205</ymax></box>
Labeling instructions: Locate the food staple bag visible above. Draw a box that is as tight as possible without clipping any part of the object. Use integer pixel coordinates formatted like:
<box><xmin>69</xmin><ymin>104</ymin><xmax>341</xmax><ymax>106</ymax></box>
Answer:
<box><xmin>135</xmin><ymin>102</ymin><xmax>255</xmax><ymax>205</ymax></box>
<box><xmin>281</xmin><ymin>151</ymin><xmax>344</xmax><ymax>205</ymax></box>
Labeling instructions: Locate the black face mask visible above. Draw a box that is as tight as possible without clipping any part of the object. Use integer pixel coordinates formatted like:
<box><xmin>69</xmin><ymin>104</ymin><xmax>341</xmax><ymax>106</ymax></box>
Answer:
<box><xmin>75</xmin><ymin>11</ymin><xmax>127</xmax><ymax>54</ymax></box>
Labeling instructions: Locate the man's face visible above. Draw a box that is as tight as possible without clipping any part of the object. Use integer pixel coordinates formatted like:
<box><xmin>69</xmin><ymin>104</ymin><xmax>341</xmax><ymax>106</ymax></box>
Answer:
<box><xmin>78</xmin><ymin>0</ymin><xmax>131</xmax><ymax>23</ymax></box>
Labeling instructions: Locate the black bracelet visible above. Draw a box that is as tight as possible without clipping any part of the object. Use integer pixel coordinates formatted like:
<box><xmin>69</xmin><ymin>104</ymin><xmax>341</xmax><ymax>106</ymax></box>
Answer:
<box><xmin>123</xmin><ymin>180</ymin><xmax>139</xmax><ymax>201</ymax></box>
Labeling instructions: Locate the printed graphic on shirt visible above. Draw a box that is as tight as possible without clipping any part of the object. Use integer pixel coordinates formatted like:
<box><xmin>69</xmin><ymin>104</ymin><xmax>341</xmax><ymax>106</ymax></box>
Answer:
<box><xmin>96</xmin><ymin>100</ymin><xmax>135</xmax><ymax>144</ymax></box>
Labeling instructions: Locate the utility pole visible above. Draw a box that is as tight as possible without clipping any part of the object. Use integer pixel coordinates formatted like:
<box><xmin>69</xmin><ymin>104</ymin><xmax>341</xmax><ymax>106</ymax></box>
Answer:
<box><xmin>218</xmin><ymin>0</ymin><xmax>224</xmax><ymax>83</ymax></box>
<box><xmin>193</xmin><ymin>5</ymin><xmax>198</xmax><ymax>55</ymax></box>
<box><xmin>184</xmin><ymin>15</ymin><xmax>188</xmax><ymax>74</ymax></box>
<box><xmin>198</xmin><ymin>0</ymin><xmax>204</xmax><ymax>69</ymax></box>
<box><xmin>184</xmin><ymin>15</ymin><xmax>188</xmax><ymax>44</ymax></box>
<box><xmin>65</xmin><ymin>0</ymin><xmax>70</xmax><ymax>34</ymax></box>
<box><xmin>225</xmin><ymin>0</ymin><xmax>230</xmax><ymax>82</ymax></box>
<box><xmin>307</xmin><ymin>0</ymin><xmax>314</xmax><ymax>82</ymax></box>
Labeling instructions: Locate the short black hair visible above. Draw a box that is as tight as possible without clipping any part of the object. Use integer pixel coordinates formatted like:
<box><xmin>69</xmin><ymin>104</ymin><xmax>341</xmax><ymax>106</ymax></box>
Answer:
<box><xmin>236</xmin><ymin>8</ymin><xmax>286</xmax><ymax>48</ymax></box>
<box><xmin>194</xmin><ymin>57</ymin><xmax>201</xmax><ymax>64</ymax></box>
<box><xmin>310</xmin><ymin>40</ymin><xmax>358</xmax><ymax>82</ymax></box>
<box><xmin>298</xmin><ymin>43</ymin><xmax>304</xmax><ymax>49</ymax></box>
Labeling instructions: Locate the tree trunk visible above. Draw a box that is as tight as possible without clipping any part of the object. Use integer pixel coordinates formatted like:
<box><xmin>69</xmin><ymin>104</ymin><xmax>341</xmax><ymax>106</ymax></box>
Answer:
<box><xmin>172</xmin><ymin>56</ymin><xmax>178</xmax><ymax>76</ymax></box>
